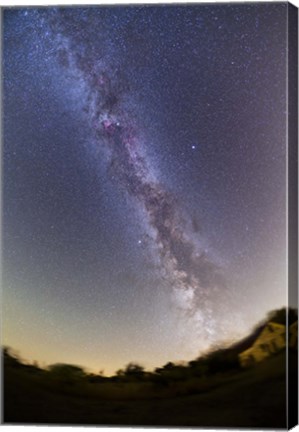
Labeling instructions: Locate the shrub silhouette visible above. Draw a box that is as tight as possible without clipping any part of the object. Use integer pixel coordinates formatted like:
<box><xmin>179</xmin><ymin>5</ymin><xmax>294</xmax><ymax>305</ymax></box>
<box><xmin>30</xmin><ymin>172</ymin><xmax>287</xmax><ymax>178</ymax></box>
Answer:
<box><xmin>114</xmin><ymin>363</ymin><xmax>145</xmax><ymax>382</ymax></box>
<box><xmin>188</xmin><ymin>359</ymin><xmax>209</xmax><ymax>377</ymax></box>
<box><xmin>47</xmin><ymin>363</ymin><xmax>86</xmax><ymax>385</ymax></box>
<box><xmin>87</xmin><ymin>372</ymin><xmax>107</xmax><ymax>384</ymax></box>
<box><xmin>126</xmin><ymin>362</ymin><xmax>144</xmax><ymax>374</ymax></box>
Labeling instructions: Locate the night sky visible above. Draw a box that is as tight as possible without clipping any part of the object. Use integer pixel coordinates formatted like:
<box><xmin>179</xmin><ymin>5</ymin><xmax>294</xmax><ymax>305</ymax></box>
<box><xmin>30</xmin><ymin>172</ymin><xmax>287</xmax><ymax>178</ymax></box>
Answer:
<box><xmin>3</xmin><ymin>3</ymin><xmax>289</xmax><ymax>375</ymax></box>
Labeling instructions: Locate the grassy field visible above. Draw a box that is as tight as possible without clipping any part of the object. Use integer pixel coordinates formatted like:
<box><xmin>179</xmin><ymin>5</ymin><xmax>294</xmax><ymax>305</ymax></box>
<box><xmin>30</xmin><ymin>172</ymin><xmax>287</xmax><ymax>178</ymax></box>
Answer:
<box><xmin>3</xmin><ymin>350</ymin><xmax>292</xmax><ymax>428</ymax></box>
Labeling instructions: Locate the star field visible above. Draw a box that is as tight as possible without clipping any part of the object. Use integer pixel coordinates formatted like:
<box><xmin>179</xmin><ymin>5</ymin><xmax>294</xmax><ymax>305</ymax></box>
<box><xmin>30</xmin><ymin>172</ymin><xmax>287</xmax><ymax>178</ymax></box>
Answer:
<box><xmin>3</xmin><ymin>3</ymin><xmax>289</xmax><ymax>374</ymax></box>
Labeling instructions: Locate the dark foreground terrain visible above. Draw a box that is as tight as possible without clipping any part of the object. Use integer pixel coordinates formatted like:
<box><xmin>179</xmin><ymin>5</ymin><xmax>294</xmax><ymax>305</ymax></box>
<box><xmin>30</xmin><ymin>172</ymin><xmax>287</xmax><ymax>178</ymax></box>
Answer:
<box><xmin>3</xmin><ymin>350</ymin><xmax>293</xmax><ymax>428</ymax></box>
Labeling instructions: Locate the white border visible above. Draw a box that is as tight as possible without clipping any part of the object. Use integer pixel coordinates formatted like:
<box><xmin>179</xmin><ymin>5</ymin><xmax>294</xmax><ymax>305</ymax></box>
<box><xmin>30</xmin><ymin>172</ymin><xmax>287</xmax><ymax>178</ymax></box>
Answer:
<box><xmin>0</xmin><ymin>0</ymin><xmax>298</xmax><ymax>5</ymax></box>
<box><xmin>1</xmin><ymin>1</ymin><xmax>298</xmax><ymax>432</ymax></box>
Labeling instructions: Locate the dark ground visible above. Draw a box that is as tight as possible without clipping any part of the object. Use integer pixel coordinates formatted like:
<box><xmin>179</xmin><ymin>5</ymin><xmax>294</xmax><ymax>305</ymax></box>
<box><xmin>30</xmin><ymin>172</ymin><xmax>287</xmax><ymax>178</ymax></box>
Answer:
<box><xmin>3</xmin><ymin>350</ymin><xmax>295</xmax><ymax>429</ymax></box>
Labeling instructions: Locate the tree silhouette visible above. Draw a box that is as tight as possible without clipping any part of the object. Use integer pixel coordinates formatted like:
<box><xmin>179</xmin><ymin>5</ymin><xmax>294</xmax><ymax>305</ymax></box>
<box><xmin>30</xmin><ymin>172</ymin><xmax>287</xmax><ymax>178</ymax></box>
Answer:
<box><xmin>267</xmin><ymin>307</ymin><xmax>298</xmax><ymax>326</ymax></box>
<box><xmin>123</xmin><ymin>362</ymin><xmax>145</xmax><ymax>377</ymax></box>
